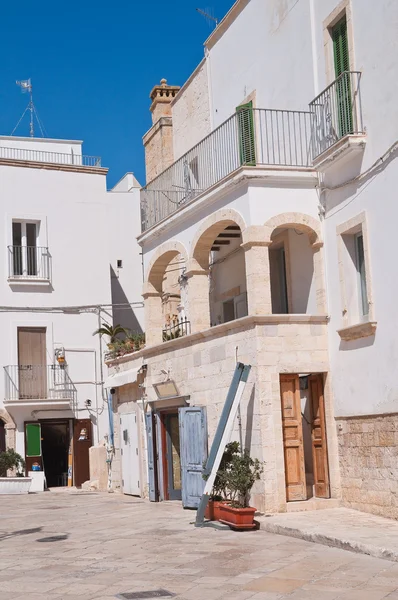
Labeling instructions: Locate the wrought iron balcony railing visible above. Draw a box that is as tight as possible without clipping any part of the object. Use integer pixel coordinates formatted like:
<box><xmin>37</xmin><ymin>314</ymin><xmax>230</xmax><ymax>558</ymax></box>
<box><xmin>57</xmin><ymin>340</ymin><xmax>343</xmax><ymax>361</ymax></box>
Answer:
<box><xmin>163</xmin><ymin>317</ymin><xmax>191</xmax><ymax>342</ymax></box>
<box><xmin>141</xmin><ymin>108</ymin><xmax>313</xmax><ymax>231</ymax></box>
<box><xmin>8</xmin><ymin>246</ymin><xmax>51</xmax><ymax>280</ymax></box>
<box><xmin>0</xmin><ymin>146</ymin><xmax>101</xmax><ymax>167</ymax></box>
<box><xmin>4</xmin><ymin>365</ymin><xmax>76</xmax><ymax>401</ymax></box>
<box><xmin>309</xmin><ymin>71</ymin><xmax>364</xmax><ymax>159</ymax></box>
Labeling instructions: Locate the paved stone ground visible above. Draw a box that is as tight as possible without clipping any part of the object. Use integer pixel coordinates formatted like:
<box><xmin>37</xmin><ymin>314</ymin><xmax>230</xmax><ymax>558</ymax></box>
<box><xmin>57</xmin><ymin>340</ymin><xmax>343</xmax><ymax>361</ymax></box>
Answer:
<box><xmin>260</xmin><ymin>508</ymin><xmax>398</xmax><ymax>562</ymax></box>
<box><xmin>2</xmin><ymin>491</ymin><xmax>398</xmax><ymax>600</ymax></box>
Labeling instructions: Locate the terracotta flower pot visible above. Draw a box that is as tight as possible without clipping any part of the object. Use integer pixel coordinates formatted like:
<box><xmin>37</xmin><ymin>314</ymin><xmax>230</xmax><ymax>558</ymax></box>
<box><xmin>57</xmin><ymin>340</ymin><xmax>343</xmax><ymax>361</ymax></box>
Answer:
<box><xmin>219</xmin><ymin>503</ymin><xmax>256</xmax><ymax>530</ymax></box>
<box><xmin>204</xmin><ymin>500</ymin><xmax>229</xmax><ymax>521</ymax></box>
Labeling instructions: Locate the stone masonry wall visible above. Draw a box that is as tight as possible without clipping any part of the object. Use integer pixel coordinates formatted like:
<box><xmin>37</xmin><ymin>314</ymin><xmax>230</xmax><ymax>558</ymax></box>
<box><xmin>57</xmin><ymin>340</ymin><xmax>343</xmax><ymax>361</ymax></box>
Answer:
<box><xmin>107</xmin><ymin>316</ymin><xmax>338</xmax><ymax>513</ymax></box>
<box><xmin>338</xmin><ymin>414</ymin><xmax>398</xmax><ymax>519</ymax></box>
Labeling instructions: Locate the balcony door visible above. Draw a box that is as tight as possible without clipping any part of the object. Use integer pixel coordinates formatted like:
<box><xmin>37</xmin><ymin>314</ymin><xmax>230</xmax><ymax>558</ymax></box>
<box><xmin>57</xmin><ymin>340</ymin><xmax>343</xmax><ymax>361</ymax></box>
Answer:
<box><xmin>236</xmin><ymin>101</ymin><xmax>256</xmax><ymax>166</ymax></box>
<box><xmin>12</xmin><ymin>221</ymin><xmax>38</xmax><ymax>277</ymax></box>
<box><xmin>18</xmin><ymin>327</ymin><xmax>47</xmax><ymax>399</ymax></box>
<box><xmin>332</xmin><ymin>16</ymin><xmax>352</xmax><ymax>136</ymax></box>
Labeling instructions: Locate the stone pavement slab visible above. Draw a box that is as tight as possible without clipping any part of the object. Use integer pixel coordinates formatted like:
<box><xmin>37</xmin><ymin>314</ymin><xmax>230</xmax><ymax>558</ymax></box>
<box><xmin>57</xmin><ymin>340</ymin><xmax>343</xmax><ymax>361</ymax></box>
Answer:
<box><xmin>1</xmin><ymin>491</ymin><xmax>398</xmax><ymax>599</ymax></box>
<box><xmin>259</xmin><ymin>507</ymin><xmax>398</xmax><ymax>561</ymax></box>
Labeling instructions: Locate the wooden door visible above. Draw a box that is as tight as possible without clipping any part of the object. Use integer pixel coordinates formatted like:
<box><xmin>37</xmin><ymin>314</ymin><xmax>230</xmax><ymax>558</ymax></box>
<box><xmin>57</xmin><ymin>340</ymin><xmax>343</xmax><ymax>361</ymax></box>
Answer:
<box><xmin>73</xmin><ymin>419</ymin><xmax>92</xmax><ymax>487</ymax></box>
<box><xmin>280</xmin><ymin>375</ymin><xmax>306</xmax><ymax>501</ymax></box>
<box><xmin>145</xmin><ymin>412</ymin><xmax>158</xmax><ymax>502</ymax></box>
<box><xmin>24</xmin><ymin>422</ymin><xmax>43</xmax><ymax>473</ymax></box>
<box><xmin>120</xmin><ymin>413</ymin><xmax>140</xmax><ymax>496</ymax></box>
<box><xmin>18</xmin><ymin>327</ymin><xmax>46</xmax><ymax>399</ymax></box>
<box><xmin>179</xmin><ymin>406</ymin><xmax>207</xmax><ymax>509</ymax></box>
<box><xmin>309</xmin><ymin>375</ymin><xmax>330</xmax><ymax>498</ymax></box>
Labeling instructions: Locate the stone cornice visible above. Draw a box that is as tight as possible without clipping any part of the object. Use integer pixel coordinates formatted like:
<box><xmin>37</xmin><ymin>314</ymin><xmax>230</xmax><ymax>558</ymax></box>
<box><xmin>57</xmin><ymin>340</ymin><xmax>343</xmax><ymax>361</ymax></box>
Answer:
<box><xmin>106</xmin><ymin>314</ymin><xmax>329</xmax><ymax>367</ymax></box>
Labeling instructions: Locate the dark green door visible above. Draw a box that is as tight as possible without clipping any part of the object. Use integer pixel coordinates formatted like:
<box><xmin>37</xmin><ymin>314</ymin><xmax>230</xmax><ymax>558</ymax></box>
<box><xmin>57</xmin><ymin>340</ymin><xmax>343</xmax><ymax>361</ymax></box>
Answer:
<box><xmin>236</xmin><ymin>101</ymin><xmax>256</xmax><ymax>166</ymax></box>
<box><xmin>332</xmin><ymin>16</ymin><xmax>352</xmax><ymax>136</ymax></box>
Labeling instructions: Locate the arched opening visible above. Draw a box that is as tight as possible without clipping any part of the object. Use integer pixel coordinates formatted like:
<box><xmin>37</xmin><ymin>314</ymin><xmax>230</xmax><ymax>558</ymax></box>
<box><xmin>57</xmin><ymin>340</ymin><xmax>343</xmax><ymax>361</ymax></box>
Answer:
<box><xmin>191</xmin><ymin>216</ymin><xmax>248</xmax><ymax>327</ymax></box>
<box><xmin>146</xmin><ymin>244</ymin><xmax>189</xmax><ymax>342</ymax></box>
<box><xmin>269</xmin><ymin>226</ymin><xmax>316</xmax><ymax>314</ymax></box>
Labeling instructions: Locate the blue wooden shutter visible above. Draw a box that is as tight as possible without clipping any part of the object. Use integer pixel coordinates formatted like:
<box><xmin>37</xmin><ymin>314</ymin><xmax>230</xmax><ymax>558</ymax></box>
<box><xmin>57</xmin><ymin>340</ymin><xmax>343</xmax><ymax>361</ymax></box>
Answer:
<box><xmin>179</xmin><ymin>406</ymin><xmax>208</xmax><ymax>508</ymax></box>
<box><xmin>145</xmin><ymin>412</ymin><xmax>157</xmax><ymax>502</ymax></box>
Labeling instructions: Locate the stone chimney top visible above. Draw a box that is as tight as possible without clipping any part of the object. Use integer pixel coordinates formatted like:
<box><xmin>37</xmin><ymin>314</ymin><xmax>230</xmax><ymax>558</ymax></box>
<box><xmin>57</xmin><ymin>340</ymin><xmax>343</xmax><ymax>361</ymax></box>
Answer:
<box><xmin>149</xmin><ymin>79</ymin><xmax>180</xmax><ymax>124</ymax></box>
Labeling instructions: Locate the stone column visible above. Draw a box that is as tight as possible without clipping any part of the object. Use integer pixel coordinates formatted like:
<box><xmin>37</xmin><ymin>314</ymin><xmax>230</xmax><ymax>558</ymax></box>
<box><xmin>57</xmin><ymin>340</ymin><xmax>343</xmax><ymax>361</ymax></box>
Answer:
<box><xmin>142</xmin><ymin>283</ymin><xmax>163</xmax><ymax>347</ymax></box>
<box><xmin>185</xmin><ymin>263</ymin><xmax>210</xmax><ymax>333</ymax></box>
<box><xmin>241</xmin><ymin>226</ymin><xmax>272</xmax><ymax>315</ymax></box>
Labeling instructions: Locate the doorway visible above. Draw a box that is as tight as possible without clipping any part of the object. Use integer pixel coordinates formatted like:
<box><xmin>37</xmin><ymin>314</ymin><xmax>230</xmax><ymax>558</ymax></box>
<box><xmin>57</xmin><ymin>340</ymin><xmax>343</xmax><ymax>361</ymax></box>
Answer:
<box><xmin>41</xmin><ymin>421</ymin><xmax>70</xmax><ymax>487</ymax></box>
<box><xmin>164</xmin><ymin>413</ymin><xmax>182</xmax><ymax>500</ymax></box>
<box><xmin>280</xmin><ymin>373</ymin><xmax>330</xmax><ymax>502</ymax></box>
<box><xmin>18</xmin><ymin>327</ymin><xmax>47</xmax><ymax>399</ymax></box>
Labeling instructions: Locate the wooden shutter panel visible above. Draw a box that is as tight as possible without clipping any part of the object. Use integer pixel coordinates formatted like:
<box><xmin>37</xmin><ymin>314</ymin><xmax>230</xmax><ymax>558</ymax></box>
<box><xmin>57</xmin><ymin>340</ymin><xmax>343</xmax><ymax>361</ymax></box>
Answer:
<box><xmin>280</xmin><ymin>375</ymin><xmax>306</xmax><ymax>501</ymax></box>
<box><xmin>309</xmin><ymin>375</ymin><xmax>330</xmax><ymax>499</ymax></box>
<box><xmin>179</xmin><ymin>406</ymin><xmax>208</xmax><ymax>508</ymax></box>
<box><xmin>332</xmin><ymin>16</ymin><xmax>349</xmax><ymax>77</ymax></box>
<box><xmin>236</xmin><ymin>101</ymin><xmax>256</xmax><ymax>166</ymax></box>
<box><xmin>145</xmin><ymin>412</ymin><xmax>158</xmax><ymax>502</ymax></box>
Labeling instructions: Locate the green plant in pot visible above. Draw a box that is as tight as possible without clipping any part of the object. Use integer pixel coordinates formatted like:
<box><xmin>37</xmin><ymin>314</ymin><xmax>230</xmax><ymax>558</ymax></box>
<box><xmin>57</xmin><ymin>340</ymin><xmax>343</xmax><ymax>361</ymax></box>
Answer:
<box><xmin>202</xmin><ymin>441</ymin><xmax>240</xmax><ymax>521</ymax></box>
<box><xmin>0</xmin><ymin>449</ymin><xmax>26</xmax><ymax>477</ymax></box>
<box><xmin>218</xmin><ymin>444</ymin><xmax>263</xmax><ymax>530</ymax></box>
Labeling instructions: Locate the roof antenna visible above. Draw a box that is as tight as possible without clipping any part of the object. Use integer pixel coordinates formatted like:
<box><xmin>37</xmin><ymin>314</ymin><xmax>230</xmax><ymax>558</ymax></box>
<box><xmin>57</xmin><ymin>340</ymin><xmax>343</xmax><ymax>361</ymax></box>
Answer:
<box><xmin>196</xmin><ymin>8</ymin><xmax>218</xmax><ymax>28</ymax></box>
<box><xmin>11</xmin><ymin>79</ymin><xmax>47</xmax><ymax>138</ymax></box>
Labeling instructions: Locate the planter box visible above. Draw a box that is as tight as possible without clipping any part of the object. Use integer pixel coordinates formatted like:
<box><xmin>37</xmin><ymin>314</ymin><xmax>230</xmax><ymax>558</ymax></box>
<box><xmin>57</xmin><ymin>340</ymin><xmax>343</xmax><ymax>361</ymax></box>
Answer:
<box><xmin>204</xmin><ymin>500</ymin><xmax>229</xmax><ymax>521</ymax></box>
<box><xmin>219</xmin><ymin>504</ymin><xmax>256</xmax><ymax>530</ymax></box>
<box><xmin>0</xmin><ymin>477</ymin><xmax>32</xmax><ymax>495</ymax></box>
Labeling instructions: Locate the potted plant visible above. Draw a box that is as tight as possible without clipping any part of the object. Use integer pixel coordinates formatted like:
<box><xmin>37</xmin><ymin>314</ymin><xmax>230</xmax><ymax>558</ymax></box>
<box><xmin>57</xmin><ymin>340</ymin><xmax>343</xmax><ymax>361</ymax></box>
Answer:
<box><xmin>203</xmin><ymin>441</ymin><xmax>239</xmax><ymax>521</ymax></box>
<box><xmin>218</xmin><ymin>445</ymin><xmax>263</xmax><ymax>530</ymax></box>
<box><xmin>0</xmin><ymin>449</ymin><xmax>31</xmax><ymax>495</ymax></box>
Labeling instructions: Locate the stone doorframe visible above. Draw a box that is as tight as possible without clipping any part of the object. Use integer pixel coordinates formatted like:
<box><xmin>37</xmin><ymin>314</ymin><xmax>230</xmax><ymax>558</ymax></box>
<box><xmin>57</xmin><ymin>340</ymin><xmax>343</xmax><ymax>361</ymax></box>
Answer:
<box><xmin>0</xmin><ymin>409</ymin><xmax>17</xmax><ymax>450</ymax></box>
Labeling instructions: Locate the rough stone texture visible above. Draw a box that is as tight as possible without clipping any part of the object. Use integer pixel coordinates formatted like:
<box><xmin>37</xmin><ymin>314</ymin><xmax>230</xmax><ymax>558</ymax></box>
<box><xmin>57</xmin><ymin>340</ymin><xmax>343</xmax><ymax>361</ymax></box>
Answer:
<box><xmin>172</xmin><ymin>59</ymin><xmax>211</xmax><ymax>161</ymax></box>
<box><xmin>107</xmin><ymin>316</ymin><xmax>336</xmax><ymax>514</ymax></box>
<box><xmin>143</xmin><ymin>118</ymin><xmax>174</xmax><ymax>183</ymax></box>
<box><xmin>2</xmin><ymin>491</ymin><xmax>398</xmax><ymax>600</ymax></box>
<box><xmin>88</xmin><ymin>444</ymin><xmax>108</xmax><ymax>491</ymax></box>
<box><xmin>337</xmin><ymin>414</ymin><xmax>398</xmax><ymax>519</ymax></box>
<box><xmin>260</xmin><ymin>507</ymin><xmax>398</xmax><ymax>562</ymax></box>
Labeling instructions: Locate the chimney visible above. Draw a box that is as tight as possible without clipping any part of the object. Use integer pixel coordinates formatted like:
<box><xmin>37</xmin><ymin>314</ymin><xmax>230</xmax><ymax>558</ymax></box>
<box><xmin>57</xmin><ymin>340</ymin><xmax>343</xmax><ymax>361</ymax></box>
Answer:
<box><xmin>143</xmin><ymin>79</ymin><xmax>180</xmax><ymax>184</ymax></box>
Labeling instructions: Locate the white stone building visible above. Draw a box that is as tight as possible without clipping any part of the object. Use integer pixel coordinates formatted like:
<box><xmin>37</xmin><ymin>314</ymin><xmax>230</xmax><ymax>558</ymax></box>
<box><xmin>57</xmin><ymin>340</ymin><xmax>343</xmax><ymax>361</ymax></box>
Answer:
<box><xmin>106</xmin><ymin>0</ymin><xmax>398</xmax><ymax>518</ymax></box>
<box><xmin>0</xmin><ymin>136</ymin><xmax>144</xmax><ymax>488</ymax></box>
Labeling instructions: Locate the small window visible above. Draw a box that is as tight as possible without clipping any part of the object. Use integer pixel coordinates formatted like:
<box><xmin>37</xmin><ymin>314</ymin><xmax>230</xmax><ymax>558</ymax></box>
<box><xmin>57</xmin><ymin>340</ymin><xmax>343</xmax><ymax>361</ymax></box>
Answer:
<box><xmin>222</xmin><ymin>299</ymin><xmax>235</xmax><ymax>323</ymax></box>
<box><xmin>117</xmin><ymin>259</ymin><xmax>123</xmax><ymax>269</ymax></box>
<box><xmin>355</xmin><ymin>233</ymin><xmax>369</xmax><ymax>317</ymax></box>
<box><xmin>8</xmin><ymin>220</ymin><xmax>46</xmax><ymax>280</ymax></box>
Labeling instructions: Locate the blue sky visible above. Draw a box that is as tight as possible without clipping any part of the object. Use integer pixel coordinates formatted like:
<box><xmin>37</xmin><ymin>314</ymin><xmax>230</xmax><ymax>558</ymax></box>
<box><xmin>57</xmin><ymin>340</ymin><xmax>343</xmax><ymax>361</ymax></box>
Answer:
<box><xmin>0</xmin><ymin>0</ymin><xmax>233</xmax><ymax>188</ymax></box>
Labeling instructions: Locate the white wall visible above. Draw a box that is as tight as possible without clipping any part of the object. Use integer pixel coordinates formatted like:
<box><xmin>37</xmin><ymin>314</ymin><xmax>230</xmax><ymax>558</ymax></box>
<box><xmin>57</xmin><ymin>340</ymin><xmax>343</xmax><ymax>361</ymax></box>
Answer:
<box><xmin>0</xmin><ymin>141</ymin><xmax>144</xmax><ymax>456</ymax></box>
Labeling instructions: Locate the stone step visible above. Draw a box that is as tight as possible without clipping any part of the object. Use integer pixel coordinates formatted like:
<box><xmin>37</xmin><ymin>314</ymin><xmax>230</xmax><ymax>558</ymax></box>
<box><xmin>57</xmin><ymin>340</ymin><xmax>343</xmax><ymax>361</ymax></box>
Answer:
<box><xmin>286</xmin><ymin>497</ymin><xmax>340</xmax><ymax>512</ymax></box>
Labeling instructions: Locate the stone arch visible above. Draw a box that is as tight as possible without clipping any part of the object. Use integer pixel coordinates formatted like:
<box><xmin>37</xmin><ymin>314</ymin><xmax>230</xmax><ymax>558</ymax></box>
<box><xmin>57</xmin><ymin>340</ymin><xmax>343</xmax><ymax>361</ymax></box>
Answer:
<box><xmin>145</xmin><ymin>240</ymin><xmax>189</xmax><ymax>294</ymax></box>
<box><xmin>264</xmin><ymin>212</ymin><xmax>322</xmax><ymax>247</ymax></box>
<box><xmin>0</xmin><ymin>409</ymin><xmax>16</xmax><ymax>451</ymax></box>
<box><xmin>190</xmin><ymin>208</ymin><xmax>247</xmax><ymax>271</ymax></box>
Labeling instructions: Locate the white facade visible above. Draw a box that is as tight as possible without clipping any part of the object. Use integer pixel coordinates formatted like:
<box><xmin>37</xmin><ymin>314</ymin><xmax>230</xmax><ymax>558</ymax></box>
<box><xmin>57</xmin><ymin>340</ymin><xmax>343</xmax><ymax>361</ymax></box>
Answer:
<box><xmin>108</xmin><ymin>0</ymin><xmax>398</xmax><ymax>518</ymax></box>
<box><xmin>0</xmin><ymin>136</ymin><xmax>143</xmax><ymax>486</ymax></box>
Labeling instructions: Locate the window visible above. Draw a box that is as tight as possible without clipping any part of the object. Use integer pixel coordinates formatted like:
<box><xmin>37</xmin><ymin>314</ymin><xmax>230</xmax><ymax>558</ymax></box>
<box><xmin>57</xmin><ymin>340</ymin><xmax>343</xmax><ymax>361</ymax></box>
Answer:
<box><xmin>236</xmin><ymin>101</ymin><xmax>256</xmax><ymax>166</ymax></box>
<box><xmin>8</xmin><ymin>220</ymin><xmax>50</xmax><ymax>281</ymax></box>
<box><xmin>355</xmin><ymin>233</ymin><xmax>369</xmax><ymax>317</ymax></box>
<box><xmin>336</xmin><ymin>212</ymin><xmax>375</xmax><ymax>339</ymax></box>
<box><xmin>117</xmin><ymin>259</ymin><xmax>123</xmax><ymax>269</ymax></box>
<box><xmin>332</xmin><ymin>16</ymin><xmax>353</xmax><ymax>136</ymax></box>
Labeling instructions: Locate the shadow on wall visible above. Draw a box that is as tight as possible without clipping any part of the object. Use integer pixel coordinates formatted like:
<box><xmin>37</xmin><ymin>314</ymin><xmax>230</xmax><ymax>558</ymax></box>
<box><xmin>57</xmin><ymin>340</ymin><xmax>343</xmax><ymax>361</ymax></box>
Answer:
<box><xmin>244</xmin><ymin>385</ymin><xmax>255</xmax><ymax>452</ymax></box>
<box><xmin>339</xmin><ymin>333</ymin><xmax>376</xmax><ymax>351</ymax></box>
<box><xmin>110</xmin><ymin>266</ymin><xmax>143</xmax><ymax>334</ymax></box>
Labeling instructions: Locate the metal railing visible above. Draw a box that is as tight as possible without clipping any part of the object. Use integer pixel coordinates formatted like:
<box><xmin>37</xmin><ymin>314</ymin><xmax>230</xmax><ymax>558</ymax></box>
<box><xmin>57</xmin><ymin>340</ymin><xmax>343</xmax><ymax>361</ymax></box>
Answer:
<box><xmin>141</xmin><ymin>108</ymin><xmax>312</xmax><ymax>231</ymax></box>
<box><xmin>4</xmin><ymin>365</ymin><xmax>76</xmax><ymax>401</ymax></box>
<box><xmin>162</xmin><ymin>317</ymin><xmax>191</xmax><ymax>341</ymax></box>
<box><xmin>0</xmin><ymin>146</ymin><xmax>101</xmax><ymax>167</ymax></box>
<box><xmin>8</xmin><ymin>246</ymin><xmax>51</xmax><ymax>280</ymax></box>
<box><xmin>310</xmin><ymin>71</ymin><xmax>364</xmax><ymax>159</ymax></box>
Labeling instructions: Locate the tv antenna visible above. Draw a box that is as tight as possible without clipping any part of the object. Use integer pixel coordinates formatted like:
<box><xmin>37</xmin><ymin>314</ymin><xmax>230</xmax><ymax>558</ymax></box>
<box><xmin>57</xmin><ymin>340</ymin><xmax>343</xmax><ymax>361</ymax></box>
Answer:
<box><xmin>11</xmin><ymin>78</ymin><xmax>47</xmax><ymax>138</ymax></box>
<box><xmin>196</xmin><ymin>8</ymin><xmax>218</xmax><ymax>28</ymax></box>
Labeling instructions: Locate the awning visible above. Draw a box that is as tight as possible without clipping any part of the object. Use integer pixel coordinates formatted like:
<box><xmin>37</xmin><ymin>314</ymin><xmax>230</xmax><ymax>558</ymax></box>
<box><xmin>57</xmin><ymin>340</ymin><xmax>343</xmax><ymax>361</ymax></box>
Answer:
<box><xmin>104</xmin><ymin>367</ymin><xmax>139</xmax><ymax>388</ymax></box>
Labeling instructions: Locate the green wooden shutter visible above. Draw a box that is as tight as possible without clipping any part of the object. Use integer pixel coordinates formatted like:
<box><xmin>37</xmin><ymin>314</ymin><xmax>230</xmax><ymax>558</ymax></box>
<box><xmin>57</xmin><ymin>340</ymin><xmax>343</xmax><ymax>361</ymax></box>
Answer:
<box><xmin>26</xmin><ymin>423</ymin><xmax>41</xmax><ymax>457</ymax></box>
<box><xmin>236</xmin><ymin>101</ymin><xmax>256</xmax><ymax>166</ymax></box>
<box><xmin>332</xmin><ymin>16</ymin><xmax>352</xmax><ymax>136</ymax></box>
<box><xmin>332</xmin><ymin>16</ymin><xmax>349</xmax><ymax>77</ymax></box>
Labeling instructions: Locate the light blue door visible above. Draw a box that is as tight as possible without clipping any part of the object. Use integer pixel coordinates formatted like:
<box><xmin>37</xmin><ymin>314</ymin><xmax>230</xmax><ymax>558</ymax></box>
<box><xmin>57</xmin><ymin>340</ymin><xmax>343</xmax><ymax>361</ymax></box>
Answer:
<box><xmin>145</xmin><ymin>412</ymin><xmax>157</xmax><ymax>502</ymax></box>
<box><xmin>179</xmin><ymin>406</ymin><xmax>208</xmax><ymax>508</ymax></box>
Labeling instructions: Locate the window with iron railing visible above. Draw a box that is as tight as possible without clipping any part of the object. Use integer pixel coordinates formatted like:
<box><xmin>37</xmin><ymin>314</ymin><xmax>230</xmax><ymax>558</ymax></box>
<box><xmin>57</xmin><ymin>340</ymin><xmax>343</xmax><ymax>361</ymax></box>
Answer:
<box><xmin>8</xmin><ymin>220</ymin><xmax>51</xmax><ymax>281</ymax></box>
